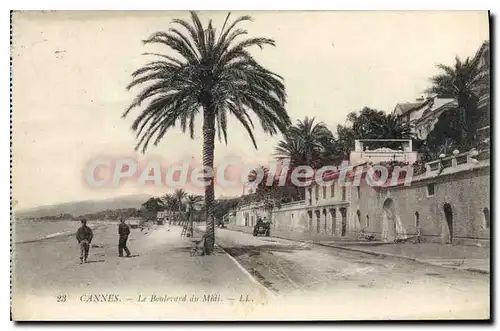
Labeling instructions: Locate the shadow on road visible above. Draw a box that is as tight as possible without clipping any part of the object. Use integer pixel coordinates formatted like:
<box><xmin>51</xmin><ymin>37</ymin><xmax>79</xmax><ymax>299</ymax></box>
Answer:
<box><xmin>122</xmin><ymin>254</ymin><xmax>140</xmax><ymax>258</ymax></box>
<box><xmin>221</xmin><ymin>244</ymin><xmax>310</xmax><ymax>258</ymax></box>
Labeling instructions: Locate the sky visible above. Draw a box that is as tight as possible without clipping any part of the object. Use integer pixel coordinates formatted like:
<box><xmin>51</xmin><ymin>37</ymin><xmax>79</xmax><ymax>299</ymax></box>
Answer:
<box><xmin>11</xmin><ymin>11</ymin><xmax>489</xmax><ymax>209</ymax></box>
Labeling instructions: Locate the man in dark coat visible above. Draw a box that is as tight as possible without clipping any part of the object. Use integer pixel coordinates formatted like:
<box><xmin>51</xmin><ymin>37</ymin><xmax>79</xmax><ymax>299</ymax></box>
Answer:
<box><xmin>76</xmin><ymin>219</ymin><xmax>93</xmax><ymax>263</ymax></box>
<box><xmin>118</xmin><ymin>218</ymin><xmax>131</xmax><ymax>257</ymax></box>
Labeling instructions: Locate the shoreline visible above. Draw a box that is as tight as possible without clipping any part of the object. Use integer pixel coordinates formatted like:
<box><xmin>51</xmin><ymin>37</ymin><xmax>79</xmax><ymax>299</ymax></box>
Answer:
<box><xmin>13</xmin><ymin>222</ymin><xmax>111</xmax><ymax>245</ymax></box>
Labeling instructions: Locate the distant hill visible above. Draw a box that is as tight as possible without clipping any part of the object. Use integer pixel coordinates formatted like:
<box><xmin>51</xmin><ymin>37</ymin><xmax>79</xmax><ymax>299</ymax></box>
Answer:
<box><xmin>13</xmin><ymin>194</ymin><xmax>152</xmax><ymax>219</ymax></box>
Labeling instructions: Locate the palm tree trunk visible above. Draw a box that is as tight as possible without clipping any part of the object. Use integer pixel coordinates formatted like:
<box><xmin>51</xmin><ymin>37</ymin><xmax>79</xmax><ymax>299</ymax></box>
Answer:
<box><xmin>202</xmin><ymin>106</ymin><xmax>216</xmax><ymax>254</ymax></box>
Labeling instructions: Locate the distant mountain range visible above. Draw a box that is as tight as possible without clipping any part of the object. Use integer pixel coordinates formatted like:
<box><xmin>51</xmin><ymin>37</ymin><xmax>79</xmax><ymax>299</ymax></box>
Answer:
<box><xmin>13</xmin><ymin>194</ymin><xmax>152</xmax><ymax>219</ymax></box>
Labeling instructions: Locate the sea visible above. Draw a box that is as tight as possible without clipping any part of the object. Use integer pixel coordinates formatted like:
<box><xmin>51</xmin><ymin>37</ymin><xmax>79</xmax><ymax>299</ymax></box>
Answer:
<box><xmin>12</xmin><ymin>219</ymin><xmax>114</xmax><ymax>243</ymax></box>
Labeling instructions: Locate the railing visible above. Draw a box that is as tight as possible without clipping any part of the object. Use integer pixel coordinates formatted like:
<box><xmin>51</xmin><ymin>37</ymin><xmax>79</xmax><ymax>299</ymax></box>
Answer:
<box><xmin>350</xmin><ymin>150</ymin><xmax>418</xmax><ymax>166</ymax></box>
<box><xmin>425</xmin><ymin>150</ymin><xmax>489</xmax><ymax>174</ymax></box>
<box><xmin>278</xmin><ymin>200</ymin><xmax>306</xmax><ymax>209</ymax></box>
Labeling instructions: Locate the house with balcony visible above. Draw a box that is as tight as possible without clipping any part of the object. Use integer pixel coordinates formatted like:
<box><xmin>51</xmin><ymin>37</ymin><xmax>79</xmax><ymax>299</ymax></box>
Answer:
<box><xmin>393</xmin><ymin>95</ymin><xmax>456</xmax><ymax>140</ymax></box>
<box><xmin>393</xmin><ymin>96</ymin><xmax>431</xmax><ymax>127</ymax></box>
<box><xmin>412</xmin><ymin>97</ymin><xmax>457</xmax><ymax>140</ymax></box>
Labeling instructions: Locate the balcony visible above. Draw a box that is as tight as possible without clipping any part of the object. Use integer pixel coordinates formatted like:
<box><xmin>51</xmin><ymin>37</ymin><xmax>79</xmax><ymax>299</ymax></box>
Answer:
<box><xmin>350</xmin><ymin>139</ymin><xmax>417</xmax><ymax>166</ymax></box>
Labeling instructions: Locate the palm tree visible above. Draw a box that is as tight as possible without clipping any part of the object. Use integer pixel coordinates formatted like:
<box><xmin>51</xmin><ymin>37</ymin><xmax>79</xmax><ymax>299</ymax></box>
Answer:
<box><xmin>173</xmin><ymin>189</ymin><xmax>187</xmax><ymax>225</ymax></box>
<box><xmin>426</xmin><ymin>52</ymin><xmax>489</xmax><ymax>149</ymax></box>
<box><xmin>186</xmin><ymin>194</ymin><xmax>204</xmax><ymax>214</ymax></box>
<box><xmin>274</xmin><ymin>135</ymin><xmax>306</xmax><ymax>167</ymax></box>
<box><xmin>162</xmin><ymin>193</ymin><xmax>179</xmax><ymax>224</ymax></box>
<box><xmin>185</xmin><ymin>194</ymin><xmax>204</xmax><ymax>236</ymax></box>
<box><xmin>123</xmin><ymin>12</ymin><xmax>290</xmax><ymax>254</ymax></box>
<box><xmin>373</xmin><ymin>114</ymin><xmax>413</xmax><ymax>150</ymax></box>
<box><xmin>274</xmin><ymin>117</ymin><xmax>334</xmax><ymax>168</ymax></box>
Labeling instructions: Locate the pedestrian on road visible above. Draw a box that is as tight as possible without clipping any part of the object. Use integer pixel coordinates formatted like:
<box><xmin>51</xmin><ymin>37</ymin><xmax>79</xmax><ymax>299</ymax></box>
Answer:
<box><xmin>118</xmin><ymin>218</ymin><xmax>131</xmax><ymax>257</ymax></box>
<box><xmin>76</xmin><ymin>219</ymin><xmax>93</xmax><ymax>264</ymax></box>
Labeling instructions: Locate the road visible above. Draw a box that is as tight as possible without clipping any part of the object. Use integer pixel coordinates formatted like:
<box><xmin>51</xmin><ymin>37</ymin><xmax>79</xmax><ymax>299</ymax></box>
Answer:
<box><xmin>12</xmin><ymin>224</ymin><xmax>273</xmax><ymax>320</ymax></box>
<box><xmin>214</xmin><ymin>227</ymin><xmax>490</xmax><ymax>320</ymax></box>
<box><xmin>11</xmin><ymin>222</ymin><xmax>490</xmax><ymax>320</ymax></box>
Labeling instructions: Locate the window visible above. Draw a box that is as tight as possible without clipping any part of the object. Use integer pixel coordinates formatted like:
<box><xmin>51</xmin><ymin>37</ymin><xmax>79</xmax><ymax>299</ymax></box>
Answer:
<box><xmin>483</xmin><ymin>208</ymin><xmax>490</xmax><ymax>229</ymax></box>
<box><xmin>366</xmin><ymin>215</ymin><xmax>370</xmax><ymax>227</ymax></box>
<box><xmin>414</xmin><ymin>211</ymin><xmax>420</xmax><ymax>228</ymax></box>
<box><xmin>323</xmin><ymin>186</ymin><xmax>327</xmax><ymax>199</ymax></box>
<box><xmin>291</xmin><ymin>213</ymin><xmax>294</xmax><ymax>219</ymax></box>
<box><xmin>342</xmin><ymin>187</ymin><xmax>346</xmax><ymax>201</ymax></box>
<box><xmin>356</xmin><ymin>186</ymin><xmax>361</xmax><ymax>199</ymax></box>
<box><xmin>308</xmin><ymin>188</ymin><xmax>312</xmax><ymax>205</ymax></box>
<box><xmin>315</xmin><ymin>185</ymin><xmax>319</xmax><ymax>201</ymax></box>
<box><xmin>427</xmin><ymin>183</ymin><xmax>435</xmax><ymax>197</ymax></box>
<box><xmin>331</xmin><ymin>181</ymin><xmax>335</xmax><ymax>197</ymax></box>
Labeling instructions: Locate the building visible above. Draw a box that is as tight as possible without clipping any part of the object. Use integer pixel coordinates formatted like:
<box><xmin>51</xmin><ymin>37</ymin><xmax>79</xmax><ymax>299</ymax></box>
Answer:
<box><xmin>230</xmin><ymin>140</ymin><xmax>490</xmax><ymax>246</ymax></box>
<box><xmin>473</xmin><ymin>41</ymin><xmax>490</xmax><ymax>148</ymax></box>
<box><xmin>350</xmin><ymin>139</ymin><xmax>417</xmax><ymax>165</ymax></box>
<box><xmin>393</xmin><ymin>96</ymin><xmax>430</xmax><ymax>127</ymax></box>
<box><xmin>394</xmin><ymin>41</ymin><xmax>490</xmax><ymax>142</ymax></box>
<box><xmin>412</xmin><ymin>97</ymin><xmax>457</xmax><ymax>140</ymax></box>
<box><xmin>393</xmin><ymin>96</ymin><xmax>456</xmax><ymax>140</ymax></box>
<box><xmin>350</xmin><ymin>150</ymin><xmax>490</xmax><ymax>246</ymax></box>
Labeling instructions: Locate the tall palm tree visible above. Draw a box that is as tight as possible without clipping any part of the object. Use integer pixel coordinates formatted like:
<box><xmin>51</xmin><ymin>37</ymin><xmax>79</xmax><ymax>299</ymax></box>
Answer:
<box><xmin>123</xmin><ymin>12</ymin><xmax>290</xmax><ymax>254</ymax></box>
<box><xmin>274</xmin><ymin>117</ymin><xmax>334</xmax><ymax>168</ymax></box>
<box><xmin>185</xmin><ymin>194</ymin><xmax>204</xmax><ymax>236</ymax></box>
<box><xmin>162</xmin><ymin>193</ymin><xmax>178</xmax><ymax>209</ymax></box>
<box><xmin>173</xmin><ymin>188</ymin><xmax>187</xmax><ymax>224</ymax></box>
<box><xmin>426</xmin><ymin>52</ymin><xmax>489</xmax><ymax>149</ymax></box>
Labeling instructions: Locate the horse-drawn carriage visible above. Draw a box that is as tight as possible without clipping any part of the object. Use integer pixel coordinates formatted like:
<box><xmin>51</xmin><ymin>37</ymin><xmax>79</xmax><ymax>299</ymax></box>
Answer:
<box><xmin>253</xmin><ymin>217</ymin><xmax>271</xmax><ymax>237</ymax></box>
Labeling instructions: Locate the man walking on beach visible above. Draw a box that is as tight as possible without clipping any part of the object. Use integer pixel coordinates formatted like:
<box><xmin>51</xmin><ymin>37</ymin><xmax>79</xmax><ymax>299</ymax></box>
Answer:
<box><xmin>76</xmin><ymin>219</ymin><xmax>93</xmax><ymax>264</ymax></box>
<box><xmin>118</xmin><ymin>218</ymin><xmax>131</xmax><ymax>257</ymax></box>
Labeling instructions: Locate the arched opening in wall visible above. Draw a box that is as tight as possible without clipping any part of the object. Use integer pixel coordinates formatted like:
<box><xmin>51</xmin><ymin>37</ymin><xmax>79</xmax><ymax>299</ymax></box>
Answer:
<box><xmin>329</xmin><ymin>208</ymin><xmax>336</xmax><ymax>235</ymax></box>
<box><xmin>443</xmin><ymin>203</ymin><xmax>453</xmax><ymax>244</ymax></box>
<box><xmin>307</xmin><ymin>188</ymin><xmax>312</xmax><ymax>205</ymax></box>
<box><xmin>414</xmin><ymin>211</ymin><xmax>420</xmax><ymax>228</ymax></box>
<box><xmin>307</xmin><ymin>210</ymin><xmax>313</xmax><ymax>232</ymax></box>
<box><xmin>322</xmin><ymin>209</ymin><xmax>327</xmax><ymax>233</ymax></box>
<box><xmin>339</xmin><ymin>207</ymin><xmax>347</xmax><ymax>236</ymax></box>
<box><xmin>483</xmin><ymin>208</ymin><xmax>490</xmax><ymax>229</ymax></box>
<box><xmin>382</xmin><ymin>198</ymin><xmax>397</xmax><ymax>242</ymax></box>
<box><xmin>366</xmin><ymin>215</ymin><xmax>370</xmax><ymax>228</ymax></box>
<box><xmin>356</xmin><ymin>209</ymin><xmax>361</xmax><ymax>228</ymax></box>
<box><xmin>315</xmin><ymin>210</ymin><xmax>321</xmax><ymax>233</ymax></box>
<box><xmin>315</xmin><ymin>185</ymin><xmax>319</xmax><ymax>201</ymax></box>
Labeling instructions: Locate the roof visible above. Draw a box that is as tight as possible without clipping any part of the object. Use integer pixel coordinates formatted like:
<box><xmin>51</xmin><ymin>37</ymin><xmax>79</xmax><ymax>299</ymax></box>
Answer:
<box><xmin>393</xmin><ymin>101</ymin><xmax>427</xmax><ymax>116</ymax></box>
<box><xmin>415</xmin><ymin>98</ymin><xmax>457</xmax><ymax>123</ymax></box>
